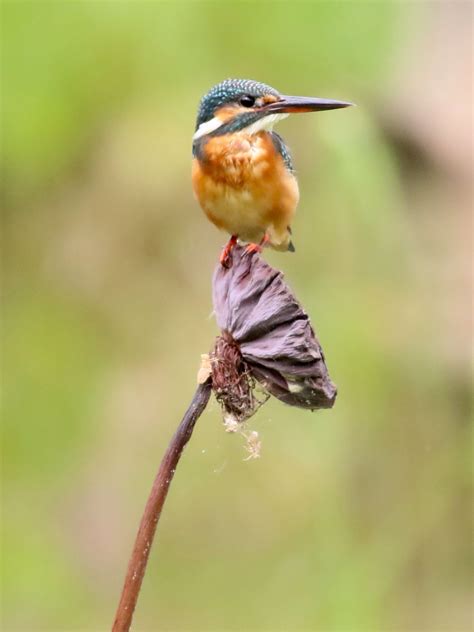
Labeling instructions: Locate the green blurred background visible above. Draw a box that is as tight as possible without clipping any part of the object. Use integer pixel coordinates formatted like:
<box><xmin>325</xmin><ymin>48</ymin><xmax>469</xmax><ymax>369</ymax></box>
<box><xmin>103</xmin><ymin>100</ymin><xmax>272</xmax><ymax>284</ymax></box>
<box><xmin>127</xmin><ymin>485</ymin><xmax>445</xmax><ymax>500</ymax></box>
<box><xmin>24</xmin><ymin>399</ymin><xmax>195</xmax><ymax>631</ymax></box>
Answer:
<box><xmin>2</xmin><ymin>1</ymin><xmax>472</xmax><ymax>630</ymax></box>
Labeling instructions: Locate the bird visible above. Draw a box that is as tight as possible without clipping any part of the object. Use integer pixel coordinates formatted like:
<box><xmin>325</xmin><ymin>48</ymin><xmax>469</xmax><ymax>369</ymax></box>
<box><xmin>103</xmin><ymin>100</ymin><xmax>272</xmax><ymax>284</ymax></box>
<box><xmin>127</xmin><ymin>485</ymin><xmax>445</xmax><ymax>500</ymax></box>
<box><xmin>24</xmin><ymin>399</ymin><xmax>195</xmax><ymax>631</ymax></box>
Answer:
<box><xmin>191</xmin><ymin>78</ymin><xmax>352</xmax><ymax>266</ymax></box>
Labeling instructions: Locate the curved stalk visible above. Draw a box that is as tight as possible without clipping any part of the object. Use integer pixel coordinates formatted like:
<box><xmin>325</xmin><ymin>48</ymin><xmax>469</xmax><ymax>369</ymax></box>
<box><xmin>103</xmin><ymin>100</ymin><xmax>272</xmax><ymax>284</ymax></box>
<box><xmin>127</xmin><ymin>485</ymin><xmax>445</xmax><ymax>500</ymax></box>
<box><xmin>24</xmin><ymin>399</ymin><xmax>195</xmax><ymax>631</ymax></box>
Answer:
<box><xmin>112</xmin><ymin>379</ymin><xmax>212</xmax><ymax>632</ymax></box>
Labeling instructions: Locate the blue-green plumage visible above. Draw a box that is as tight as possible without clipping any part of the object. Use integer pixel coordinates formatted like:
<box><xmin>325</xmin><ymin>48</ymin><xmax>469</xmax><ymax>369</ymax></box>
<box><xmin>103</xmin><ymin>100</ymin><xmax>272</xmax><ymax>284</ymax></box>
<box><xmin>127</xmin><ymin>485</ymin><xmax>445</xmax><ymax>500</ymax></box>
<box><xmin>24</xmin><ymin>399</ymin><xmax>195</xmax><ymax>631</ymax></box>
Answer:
<box><xmin>271</xmin><ymin>132</ymin><xmax>294</xmax><ymax>173</ymax></box>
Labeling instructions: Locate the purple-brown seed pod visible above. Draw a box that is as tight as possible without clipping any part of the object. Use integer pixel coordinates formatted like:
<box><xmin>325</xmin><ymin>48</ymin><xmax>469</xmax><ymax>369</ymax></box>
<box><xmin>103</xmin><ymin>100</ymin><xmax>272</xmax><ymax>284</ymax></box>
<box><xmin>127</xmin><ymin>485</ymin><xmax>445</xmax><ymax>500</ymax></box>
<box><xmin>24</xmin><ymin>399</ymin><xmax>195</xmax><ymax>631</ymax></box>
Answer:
<box><xmin>210</xmin><ymin>245</ymin><xmax>337</xmax><ymax>422</ymax></box>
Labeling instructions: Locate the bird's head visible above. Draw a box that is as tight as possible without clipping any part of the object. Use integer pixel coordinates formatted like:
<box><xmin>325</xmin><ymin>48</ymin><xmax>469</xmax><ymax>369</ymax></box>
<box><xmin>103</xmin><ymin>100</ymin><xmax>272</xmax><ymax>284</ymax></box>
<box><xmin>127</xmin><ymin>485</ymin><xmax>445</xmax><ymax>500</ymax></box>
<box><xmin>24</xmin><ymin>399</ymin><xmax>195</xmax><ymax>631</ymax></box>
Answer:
<box><xmin>193</xmin><ymin>78</ymin><xmax>353</xmax><ymax>141</ymax></box>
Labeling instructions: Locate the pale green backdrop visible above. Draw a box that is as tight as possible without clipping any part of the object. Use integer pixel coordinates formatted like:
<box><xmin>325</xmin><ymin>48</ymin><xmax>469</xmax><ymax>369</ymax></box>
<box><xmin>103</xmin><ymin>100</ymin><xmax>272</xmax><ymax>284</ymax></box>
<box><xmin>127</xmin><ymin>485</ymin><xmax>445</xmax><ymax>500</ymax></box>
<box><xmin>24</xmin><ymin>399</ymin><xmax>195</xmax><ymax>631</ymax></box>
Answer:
<box><xmin>2</xmin><ymin>1</ymin><xmax>472</xmax><ymax>630</ymax></box>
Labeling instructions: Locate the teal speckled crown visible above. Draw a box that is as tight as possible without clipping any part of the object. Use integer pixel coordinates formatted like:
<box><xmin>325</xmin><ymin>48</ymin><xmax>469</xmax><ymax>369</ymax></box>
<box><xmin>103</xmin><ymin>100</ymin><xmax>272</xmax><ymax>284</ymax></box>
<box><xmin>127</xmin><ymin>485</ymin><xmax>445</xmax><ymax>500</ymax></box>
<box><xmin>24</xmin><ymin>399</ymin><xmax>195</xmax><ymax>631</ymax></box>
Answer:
<box><xmin>195</xmin><ymin>78</ymin><xmax>279</xmax><ymax>129</ymax></box>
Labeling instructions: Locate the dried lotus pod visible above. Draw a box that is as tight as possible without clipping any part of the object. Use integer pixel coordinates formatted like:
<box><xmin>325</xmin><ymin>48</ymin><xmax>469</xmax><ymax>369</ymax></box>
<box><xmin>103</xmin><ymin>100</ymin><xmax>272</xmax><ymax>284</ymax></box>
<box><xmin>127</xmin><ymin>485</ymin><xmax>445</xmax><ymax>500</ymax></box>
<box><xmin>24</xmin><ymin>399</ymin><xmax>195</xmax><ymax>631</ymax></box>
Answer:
<box><xmin>210</xmin><ymin>245</ymin><xmax>337</xmax><ymax>422</ymax></box>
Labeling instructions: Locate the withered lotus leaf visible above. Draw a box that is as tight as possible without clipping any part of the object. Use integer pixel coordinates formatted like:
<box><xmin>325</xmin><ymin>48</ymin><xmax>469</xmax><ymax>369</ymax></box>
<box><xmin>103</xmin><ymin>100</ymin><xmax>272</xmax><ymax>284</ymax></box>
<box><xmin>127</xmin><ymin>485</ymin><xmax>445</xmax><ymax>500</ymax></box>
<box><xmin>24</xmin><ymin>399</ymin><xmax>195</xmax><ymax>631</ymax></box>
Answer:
<box><xmin>211</xmin><ymin>246</ymin><xmax>337</xmax><ymax>421</ymax></box>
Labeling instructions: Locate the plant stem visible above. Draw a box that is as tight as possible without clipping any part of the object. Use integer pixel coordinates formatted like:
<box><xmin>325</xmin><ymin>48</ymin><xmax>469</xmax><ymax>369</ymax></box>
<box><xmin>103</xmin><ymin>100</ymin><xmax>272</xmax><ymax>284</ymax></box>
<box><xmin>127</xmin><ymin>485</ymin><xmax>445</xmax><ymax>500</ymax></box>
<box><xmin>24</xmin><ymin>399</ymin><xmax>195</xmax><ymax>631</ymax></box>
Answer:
<box><xmin>112</xmin><ymin>379</ymin><xmax>212</xmax><ymax>632</ymax></box>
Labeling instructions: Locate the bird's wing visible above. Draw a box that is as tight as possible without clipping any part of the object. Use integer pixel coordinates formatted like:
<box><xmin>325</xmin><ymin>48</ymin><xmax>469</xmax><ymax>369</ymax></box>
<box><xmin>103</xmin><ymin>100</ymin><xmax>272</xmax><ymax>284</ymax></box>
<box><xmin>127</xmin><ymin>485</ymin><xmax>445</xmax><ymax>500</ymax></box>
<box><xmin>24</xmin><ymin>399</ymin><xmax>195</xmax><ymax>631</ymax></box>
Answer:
<box><xmin>271</xmin><ymin>132</ymin><xmax>295</xmax><ymax>174</ymax></box>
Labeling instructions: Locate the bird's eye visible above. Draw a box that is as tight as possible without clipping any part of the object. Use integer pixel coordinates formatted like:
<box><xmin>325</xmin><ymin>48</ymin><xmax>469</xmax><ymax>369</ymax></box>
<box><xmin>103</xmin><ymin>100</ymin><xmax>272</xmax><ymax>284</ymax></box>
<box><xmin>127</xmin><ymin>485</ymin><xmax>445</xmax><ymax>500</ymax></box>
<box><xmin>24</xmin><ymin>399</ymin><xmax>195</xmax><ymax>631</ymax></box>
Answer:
<box><xmin>239</xmin><ymin>95</ymin><xmax>256</xmax><ymax>108</ymax></box>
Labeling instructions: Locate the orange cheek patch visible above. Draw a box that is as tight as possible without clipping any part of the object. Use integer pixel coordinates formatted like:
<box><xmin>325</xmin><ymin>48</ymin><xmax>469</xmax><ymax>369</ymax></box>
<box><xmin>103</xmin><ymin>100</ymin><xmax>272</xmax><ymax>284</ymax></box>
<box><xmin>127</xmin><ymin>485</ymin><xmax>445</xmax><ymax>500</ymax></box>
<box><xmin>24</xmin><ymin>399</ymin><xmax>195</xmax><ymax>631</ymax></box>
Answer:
<box><xmin>214</xmin><ymin>104</ymin><xmax>240</xmax><ymax>123</ymax></box>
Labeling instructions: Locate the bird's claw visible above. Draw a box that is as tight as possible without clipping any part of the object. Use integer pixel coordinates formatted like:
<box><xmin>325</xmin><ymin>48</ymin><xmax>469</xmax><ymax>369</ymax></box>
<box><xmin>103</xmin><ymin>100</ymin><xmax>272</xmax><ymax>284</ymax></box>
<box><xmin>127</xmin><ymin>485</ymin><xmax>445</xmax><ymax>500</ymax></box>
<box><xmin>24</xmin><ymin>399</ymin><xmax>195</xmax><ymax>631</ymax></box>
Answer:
<box><xmin>244</xmin><ymin>243</ymin><xmax>263</xmax><ymax>256</ymax></box>
<box><xmin>220</xmin><ymin>235</ymin><xmax>238</xmax><ymax>268</ymax></box>
<box><xmin>244</xmin><ymin>234</ymin><xmax>269</xmax><ymax>257</ymax></box>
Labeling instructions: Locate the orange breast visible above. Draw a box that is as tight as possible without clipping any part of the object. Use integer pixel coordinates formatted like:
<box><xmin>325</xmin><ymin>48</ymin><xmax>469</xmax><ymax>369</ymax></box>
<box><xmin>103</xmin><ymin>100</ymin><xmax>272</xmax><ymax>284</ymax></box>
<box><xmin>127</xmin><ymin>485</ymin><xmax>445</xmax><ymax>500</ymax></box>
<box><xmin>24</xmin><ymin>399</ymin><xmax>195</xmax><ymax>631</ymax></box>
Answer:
<box><xmin>192</xmin><ymin>132</ymin><xmax>299</xmax><ymax>246</ymax></box>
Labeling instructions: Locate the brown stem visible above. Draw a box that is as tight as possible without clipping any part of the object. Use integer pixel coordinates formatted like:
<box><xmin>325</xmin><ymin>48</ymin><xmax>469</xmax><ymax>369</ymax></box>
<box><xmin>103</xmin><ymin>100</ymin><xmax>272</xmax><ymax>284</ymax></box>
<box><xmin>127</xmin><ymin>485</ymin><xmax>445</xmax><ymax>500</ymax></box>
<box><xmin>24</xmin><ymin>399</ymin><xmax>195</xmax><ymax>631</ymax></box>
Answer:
<box><xmin>112</xmin><ymin>379</ymin><xmax>212</xmax><ymax>632</ymax></box>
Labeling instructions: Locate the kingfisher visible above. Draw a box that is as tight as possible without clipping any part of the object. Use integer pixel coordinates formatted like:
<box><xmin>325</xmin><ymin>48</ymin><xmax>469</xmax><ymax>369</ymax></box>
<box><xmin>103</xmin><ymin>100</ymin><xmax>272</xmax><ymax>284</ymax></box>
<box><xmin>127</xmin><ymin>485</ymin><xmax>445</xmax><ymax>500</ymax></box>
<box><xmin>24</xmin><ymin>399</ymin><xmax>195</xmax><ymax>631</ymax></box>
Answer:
<box><xmin>192</xmin><ymin>78</ymin><xmax>353</xmax><ymax>266</ymax></box>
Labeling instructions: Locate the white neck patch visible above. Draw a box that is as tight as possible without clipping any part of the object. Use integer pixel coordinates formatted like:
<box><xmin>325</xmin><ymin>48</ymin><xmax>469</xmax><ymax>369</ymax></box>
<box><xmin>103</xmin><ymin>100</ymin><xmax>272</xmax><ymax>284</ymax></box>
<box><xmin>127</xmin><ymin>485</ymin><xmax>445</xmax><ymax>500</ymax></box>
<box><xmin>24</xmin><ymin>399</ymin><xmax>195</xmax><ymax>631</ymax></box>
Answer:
<box><xmin>193</xmin><ymin>116</ymin><xmax>224</xmax><ymax>141</ymax></box>
<box><xmin>193</xmin><ymin>112</ymin><xmax>289</xmax><ymax>141</ymax></box>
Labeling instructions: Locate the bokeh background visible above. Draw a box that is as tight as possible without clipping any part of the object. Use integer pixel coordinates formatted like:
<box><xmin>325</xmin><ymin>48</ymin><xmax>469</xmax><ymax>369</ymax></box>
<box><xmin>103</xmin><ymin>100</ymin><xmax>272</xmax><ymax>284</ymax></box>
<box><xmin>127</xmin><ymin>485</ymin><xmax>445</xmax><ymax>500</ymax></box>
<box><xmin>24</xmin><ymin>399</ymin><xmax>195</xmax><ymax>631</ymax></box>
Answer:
<box><xmin>2</xmin><ymin>1</ymin><xmax>472</xmax><ymax>630</ymax></box>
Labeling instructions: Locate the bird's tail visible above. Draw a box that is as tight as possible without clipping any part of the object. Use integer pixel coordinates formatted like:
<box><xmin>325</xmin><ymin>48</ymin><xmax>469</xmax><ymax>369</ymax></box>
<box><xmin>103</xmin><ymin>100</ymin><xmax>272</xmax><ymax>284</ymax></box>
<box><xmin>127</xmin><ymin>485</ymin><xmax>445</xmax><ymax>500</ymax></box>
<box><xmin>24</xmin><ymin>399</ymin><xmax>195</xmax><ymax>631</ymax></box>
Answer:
<box><xmin>269</xmin><ymin>226</ymin><xmax>295</xmax><ymax>252</ymax></box>
<box><xmin>269</xmin><ymin>236</ymin><xmax>295</xmax><ymax>252</ymax></box>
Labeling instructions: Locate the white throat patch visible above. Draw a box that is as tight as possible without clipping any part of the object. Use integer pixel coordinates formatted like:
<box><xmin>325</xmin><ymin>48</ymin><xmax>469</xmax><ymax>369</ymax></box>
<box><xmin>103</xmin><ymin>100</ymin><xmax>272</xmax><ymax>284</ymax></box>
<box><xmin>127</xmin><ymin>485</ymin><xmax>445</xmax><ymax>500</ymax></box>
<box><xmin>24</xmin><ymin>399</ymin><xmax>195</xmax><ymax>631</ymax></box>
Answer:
<box><xmin>243</xmin><ymin>113</ymin><xmax>289</xmax><ymax>135</ymax></box>
<box><xmin>193</xmin><ymin>112</ymin><xmax>289</xmax><ymax>141</ymax></box>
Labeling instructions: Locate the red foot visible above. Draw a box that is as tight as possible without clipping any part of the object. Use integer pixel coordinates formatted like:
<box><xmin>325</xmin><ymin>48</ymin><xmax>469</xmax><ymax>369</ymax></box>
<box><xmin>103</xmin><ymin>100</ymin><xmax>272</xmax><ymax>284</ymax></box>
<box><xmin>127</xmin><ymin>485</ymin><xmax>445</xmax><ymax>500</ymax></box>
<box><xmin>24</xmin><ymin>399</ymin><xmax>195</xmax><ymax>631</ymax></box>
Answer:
<box><xmin>220</xmin><ymin>235</ymin><xmax>238</xmax><ymax>268</ymax></box>
<box><xmin>244</xmin><ymin>242</ymin><xmax>262</xmax><ymax>255</ymax></box>
<box><xmin>244</xmin><ymin>233</ymin><xmax>270</xmax><ymax>256</ymax></box>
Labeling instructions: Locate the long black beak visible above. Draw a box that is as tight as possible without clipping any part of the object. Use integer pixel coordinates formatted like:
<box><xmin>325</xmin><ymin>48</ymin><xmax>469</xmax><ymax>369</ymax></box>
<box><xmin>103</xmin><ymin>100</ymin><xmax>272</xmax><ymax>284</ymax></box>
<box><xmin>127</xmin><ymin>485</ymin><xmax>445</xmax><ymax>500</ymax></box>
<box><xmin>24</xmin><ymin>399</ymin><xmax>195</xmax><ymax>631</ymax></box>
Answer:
<box><xmin>264</xmin><ymin>95</ymin><xmax>354</xmax><ymax>114</ymax></box>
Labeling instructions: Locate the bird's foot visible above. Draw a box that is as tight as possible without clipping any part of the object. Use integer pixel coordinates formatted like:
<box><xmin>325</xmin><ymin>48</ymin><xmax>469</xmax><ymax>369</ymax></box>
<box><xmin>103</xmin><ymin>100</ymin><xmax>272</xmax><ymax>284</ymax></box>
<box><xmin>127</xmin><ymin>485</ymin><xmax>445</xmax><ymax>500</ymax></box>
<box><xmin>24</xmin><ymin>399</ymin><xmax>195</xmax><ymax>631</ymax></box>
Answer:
<box><xmin>220</xmin><ymin>235</ymin><xmax>238</xmax><ymax>268</ymax></box>
<box><xmin>244</xmin><ymin>233</ymin><xmax>270</xmax><ymax>256</ymax></box>
<box><xmin>244</xmin><ymin>242</ymin><xmax>262</xmax><ymax>256</ymax></box>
